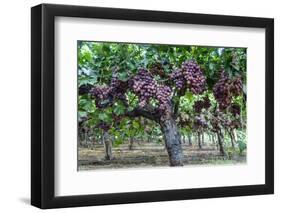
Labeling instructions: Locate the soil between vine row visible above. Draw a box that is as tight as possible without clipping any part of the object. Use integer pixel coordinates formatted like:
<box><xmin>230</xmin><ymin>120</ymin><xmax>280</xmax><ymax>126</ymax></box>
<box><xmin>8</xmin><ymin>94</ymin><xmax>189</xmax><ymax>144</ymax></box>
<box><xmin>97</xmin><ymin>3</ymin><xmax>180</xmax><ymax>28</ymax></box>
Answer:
<box><xmin>78</xmin><ymin>142</ymin><xmax>246</xmax><ymax>170</ymax></box>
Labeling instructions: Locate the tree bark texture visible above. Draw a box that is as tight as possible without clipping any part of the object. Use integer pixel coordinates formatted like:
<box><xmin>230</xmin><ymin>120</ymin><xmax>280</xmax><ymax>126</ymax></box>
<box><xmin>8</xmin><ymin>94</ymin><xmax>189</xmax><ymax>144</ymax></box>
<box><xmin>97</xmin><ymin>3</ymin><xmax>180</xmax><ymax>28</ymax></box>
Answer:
<box><xmin>201</xmin><ymin>132</ymin><xmax>205</xmax><ymax>145</ymax></box>
<box><xmin>217</xmin><ymin>131</ymin><xmax>226</xmax><ymax>156</ymax></box>
<box><xmin>197</xmin><ymin>132</ymin><xmax>202</xmax><ymax>149</ymax></box>
<box><xmin>232</xmin><ymin>129</ymin><xmax>238</xmax><ymax>142</ymax></box>
<box><xmin>182</xmin><ymin>135</ymin><xmax>186</xmax><ymax>143</ymax></box>
<box><xmin>228</xmin><ymin>130</ymin><xmax>235</xmax><ymax>148</ymax></box>
<box><xmin>102</xmin><ymin>131</ymin><xmax>113</xmax><ymax>160</ymax></box>
<box><xmin>188</xmin><ymin>134</ymin><xmax>192</xmax><ymax>146</ymax></box>
<box><xmin>160</xmin><ymin>112</ymin><xmax>183</xmax><ymax>166</ymax></box>
<box><xmin>129</xmin><ymin>136</ymin><xmax>134</xmax><ymax>150</ymax></box>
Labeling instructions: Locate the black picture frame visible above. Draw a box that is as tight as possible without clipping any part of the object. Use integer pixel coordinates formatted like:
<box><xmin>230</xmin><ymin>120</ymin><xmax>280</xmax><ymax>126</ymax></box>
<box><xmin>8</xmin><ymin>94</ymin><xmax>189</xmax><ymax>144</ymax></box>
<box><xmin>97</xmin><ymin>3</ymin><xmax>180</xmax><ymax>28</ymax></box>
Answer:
<box><xmin>31</xmin><ymin>3</ymin><xmax>274</xmax><ymax>209</ymax></box>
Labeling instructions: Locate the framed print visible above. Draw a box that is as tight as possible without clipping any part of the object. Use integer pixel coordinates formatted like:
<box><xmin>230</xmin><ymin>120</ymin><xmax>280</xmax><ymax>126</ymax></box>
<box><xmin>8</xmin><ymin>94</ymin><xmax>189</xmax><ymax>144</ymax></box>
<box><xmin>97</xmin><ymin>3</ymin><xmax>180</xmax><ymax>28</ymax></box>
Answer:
<box><xmin>31</xmin><ymin>3</ymin><xmax>274</xmax><ymax>209</ymax></box>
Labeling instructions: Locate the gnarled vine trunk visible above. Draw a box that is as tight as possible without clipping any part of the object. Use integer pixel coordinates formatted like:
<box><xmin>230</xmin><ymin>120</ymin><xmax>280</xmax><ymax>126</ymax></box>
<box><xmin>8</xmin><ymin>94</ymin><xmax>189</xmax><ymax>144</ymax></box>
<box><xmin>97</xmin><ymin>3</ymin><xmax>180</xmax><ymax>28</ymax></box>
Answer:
<box><xmin>125</xmin><ymin>106</ymin><xmax>183</xmax><ymax>166</ymax></box>
<box><xmin>159</xmin><ymin>113</ymin><xmax>183</xmax><ymax>166</ymax></box>
<box><xmin>182</xmin><ymin>135</ymin><xmax>186</xmax><ymax>143</ymax></box>
<box><xmin>129</xmin><ymin>136</ymin><xmax>134</xmax><ymax>150</ymax></box>
<box><xmin>228</xmin><ymin>130</ymin><xmax>235</xmax><ymax>148</ymax></box>
<box><xmin>217</xmin><ymin>131</ymin><xmax>226</xmax><ymax>156</ymax></box>
<box><xmin>197</xmin><ymin>132</ymin><xmax>202</xmax><ymax>149</ymax></box>
<box><xmin>188</xmin><ymin>134</ymin><xmax>192</xmax><ymax>146</ymax></box>
<box><xmin>102</xmin><ymin>131</ymin><xmax>113</xmax><ymax>160</ymax></box>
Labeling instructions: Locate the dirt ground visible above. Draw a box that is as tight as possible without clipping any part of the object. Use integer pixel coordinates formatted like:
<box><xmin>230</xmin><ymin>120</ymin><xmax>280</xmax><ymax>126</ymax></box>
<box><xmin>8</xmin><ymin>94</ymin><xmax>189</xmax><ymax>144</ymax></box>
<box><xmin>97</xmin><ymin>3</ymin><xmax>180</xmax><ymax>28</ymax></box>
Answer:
<box><xmin>78</xmin><ymin>142</ymin><xmax>246</xmax><ymax>170</ymax></box>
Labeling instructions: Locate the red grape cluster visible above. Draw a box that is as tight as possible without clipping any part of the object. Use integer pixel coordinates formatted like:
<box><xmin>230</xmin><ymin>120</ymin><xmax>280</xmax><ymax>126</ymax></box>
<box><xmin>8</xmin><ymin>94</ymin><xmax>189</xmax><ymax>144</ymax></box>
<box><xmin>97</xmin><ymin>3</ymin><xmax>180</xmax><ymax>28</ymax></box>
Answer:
<box><xmin>91</xmin><ymin>73</ymin><xmax>128</xmax><ymax>108</ymax></box>
<box><xmin>203</xmin><ymin>96</ymin><xmax>211</xmax><ymax>108</ymax></box>
<box><xmin>170</xmin><ymin>60</ymin><xmax>206</xmax><ymax>94</ymax></box>
<box><xmin>170</xmin><ymin>69</ymin><xmax>185</xmax><ymax>90</ymax></box>
<box><xmin>229</xmin><ymin>103</ymin><xmax>240</xmax><ymax>116</ymax></box>
<box><xmin>156</xmin><ymin>85</ymin><xmax>172</xmax><ymax>111</ymax></box>
<box><xmin>194</xmin><ymin>100</ymin><xmax>205</xmax><ymax>113</ymax></box>
<box><xmin>182</xmin><ymin>61</ymin><xmax>206</xmax><ymax>94</ymax></box>
<box><xmin>213</xmin><ymin>71</ymin><xmax>231</xmax><ymax>110</ymax></box>
<box><xmin>97</xmin><ymin>122</ymin><xmax>111</xmax><ymax>131</ymax></box>
<box><xmin>230</xmin><ymin>77</ymin><xmax>243</xmax><ymax>96</ymax></box>
<box><xmin>110</xmin><ymin>74</ymin><xmax>128</xmax><ymax>103</ymax></box>
<box><xmin>91</xmin><ymin>86</ymin><xmax>112</xmax><ymax>108</ymax></box>
<box><xmin>149</xmin><ymin>62</ymin><xmax>166</xmax><ymax>78</ymax></box>
<box><xmin>130</xmin><ymin>68</ymin><xmax>172</xmax><ymax>112</ymax></box>
<box><xmin>110</xmin><ymin>74</ymin><xmax>128</xmax><ymax>94</ymax></box>
<box><xmin>213</xmin><ymin>71</ymin><xmax>243</xmax><ymax>110</ymax></box>
<box><xmin>130</xmin><ymin>68</ymin><xmax>158</xmax><ymax>107</ymax></box>
<box><xmin>193</xmin><ymin>96</ymin><xmax>211</xmax><ymax>113</ymax></box>
<box><xmin>79</xmin><ymin>84</ymin><xmax>92</xmax><ymax>95</ymax></box>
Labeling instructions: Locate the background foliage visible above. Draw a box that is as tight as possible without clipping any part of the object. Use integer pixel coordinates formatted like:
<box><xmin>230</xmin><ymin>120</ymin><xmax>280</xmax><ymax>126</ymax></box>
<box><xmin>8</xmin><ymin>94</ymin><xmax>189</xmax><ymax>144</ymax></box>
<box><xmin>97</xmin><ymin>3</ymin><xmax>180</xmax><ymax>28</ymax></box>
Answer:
<box><xmin>78</xmin><ymin>41</ymin><xmax>246</xmax><ymax>151</ymax></box>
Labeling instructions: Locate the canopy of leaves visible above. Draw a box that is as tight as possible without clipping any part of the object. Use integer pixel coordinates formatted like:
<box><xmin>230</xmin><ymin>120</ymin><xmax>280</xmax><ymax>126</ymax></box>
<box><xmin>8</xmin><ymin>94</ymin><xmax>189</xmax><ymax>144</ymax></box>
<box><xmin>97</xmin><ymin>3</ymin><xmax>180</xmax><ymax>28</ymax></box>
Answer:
<box><xmin>78</xmin><ymin>41</ymin><xmax>246</xmax><ymax>146</ymax></box>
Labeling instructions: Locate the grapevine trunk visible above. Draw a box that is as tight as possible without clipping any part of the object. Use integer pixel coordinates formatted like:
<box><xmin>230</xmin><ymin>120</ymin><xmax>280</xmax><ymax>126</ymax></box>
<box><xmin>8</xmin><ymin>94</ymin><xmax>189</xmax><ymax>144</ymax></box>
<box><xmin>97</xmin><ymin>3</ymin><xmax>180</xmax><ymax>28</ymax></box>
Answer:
<box><xmin>102</xmin><ymin>131</ymin><xmax>113</xmax><ymax>160</ymax></box>
<box><xmin>188</xmin><ymin>134</ymin><xmax>192</xmax><ymax>146</ymax></box>
<box><xmin>160</xmin><ymin>113</ymin><xmax>183</xmax><ymax>166</ymax></box>
<box><xmin>217</xmin><ymin>131</ymin><xmax>226</xmax><ymax>156</ymax></box>
<box><xmin>197</xmin><ymin>132</ymin><xmax>202</xmax><ymax>149</ymax></box>
<box><xmin>129</xmin><ymin>137</ymin><xmax>134</xmax><ymax>150</ymax></box>
<box><xmin>228</xmin><ymin>130</ymin><xmax>235</xmax><ymax>148</ymax></box>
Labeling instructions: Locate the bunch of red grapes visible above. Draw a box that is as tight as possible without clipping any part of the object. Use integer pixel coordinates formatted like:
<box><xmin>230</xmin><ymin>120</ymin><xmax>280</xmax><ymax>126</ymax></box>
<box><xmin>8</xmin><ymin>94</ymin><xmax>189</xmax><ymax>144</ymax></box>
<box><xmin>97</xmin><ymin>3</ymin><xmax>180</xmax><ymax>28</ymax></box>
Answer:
<box><xmin>91</xmin><ymin>73</ymin><xmax>128</xmax><ymax>108</ymax></box>
<box><xmin>129</xmin><ymin>68</ymin><xmax>158</xmax><ymax>107</ymax></box>
<box><xmin>149</xmin><ymin>62</ymin><xmax>166</xmax><ymax>78</ymax></box>
<box><xmin>212</xmin><ymin>71</ymin><xmax>231</xmax><ymax>110</ymax></box>
<box><xmin>97</xmin><ymin>122</ymin><xmax>111</xmax><ymax>131</ymax></box>
<box><xmin>182</xmin><ymin>61</ymin><xmax>206</xmax><ymax>94</ymax></box>
<box><xmin>213</xmin><ymin>71</ymin><xmax>242</xmax><ymax>110</ymax></box>
<box><xmin>170</xmin><ymin>69</ymin><xmax>185</xmax><ymax>90</ymax></box>
<box><xmin>91</xmin><ymin>86</ymin><xmax>112</xmax><ymax>108</ymax></box>
<box><xmin>79</xmin><ymin>84</ymin><xmax>92</xmax><ymax>95</ymax></box>
<box><xmin>110</xmin><ymin>74</ymin><xmax>128</xmax><ymax>95</ymax></box>
<box><xmin>193</xmin><ymin>96</ymin><xmax>211</xmax><ymax>113</ymax></box>
<box><xmin>157</xmin><ymin>85</ymin><xmax>172</xmax><ymax>111</ymax></box>
<box><xmin>129</xmin><ymin>68</ymin><xmax>172</xmax><ymax>112</ymax></box>
<box><xmin>229</xmin><ymin>103</ymin><xmax>241</xmax><ymax>116</ymax></box>
<box><xmin>170</xmin><ymin>60</ymin><xmax>206</xmax><ymax>94</ymax></box>
<box><xmin>109</xmin><ymin>74</ymin><xmax>128</xmax><ymax>104</ymax></box>
<box><xmin>230</xmin><ymin>77</ymin><xmax>243</xmax><ymax>96</ymax></box>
